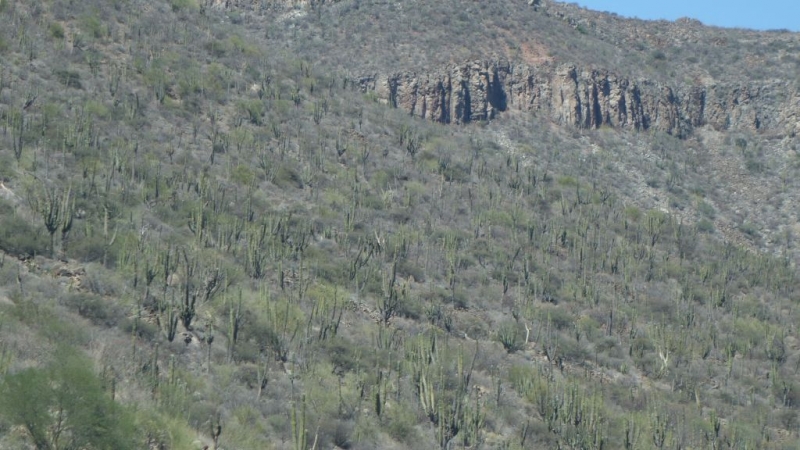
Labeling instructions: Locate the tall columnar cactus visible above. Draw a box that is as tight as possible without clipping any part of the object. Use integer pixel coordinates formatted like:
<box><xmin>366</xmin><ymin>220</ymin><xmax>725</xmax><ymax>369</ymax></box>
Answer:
<box><xmin>409</xmin><ymin>332</ymin><xmax>483</xmax><ymax>449</ymax></box>
<box><xmin>10</xmin><ymin>107</ymin><xmax>24</xmax><ymax>162</ymax></box>
<box><xmin>28</xmin><ymin>183</ymin><xmax>74</xmax><ymax>258</ymax></box>
<box><xmin>59</xmin><ymin>188</ymin><xmax>75</xmax><ymax>256</ymax></box>
<box><xmin>161</xmin><ymin>294</ymin><xmax>179</xmax><ymax>343</ymax></box>
<box><xmin>101</xmin><ymin>204</ymin><xmax>118</xmax><ymax>267</ymax></box>
<box><xmin>291</xmin><ymin>393</ymin><xmax>307</xmax><ymax>450</ymax></box>
<box><xmin>378</xmin><ymin>259</ymin><xmax>402</xmax><ymax>326</ymax></box>
<box><xmin>226</xmin><ymin>291</ymin><xmax>243</xmax><ymax>361</ymax></box>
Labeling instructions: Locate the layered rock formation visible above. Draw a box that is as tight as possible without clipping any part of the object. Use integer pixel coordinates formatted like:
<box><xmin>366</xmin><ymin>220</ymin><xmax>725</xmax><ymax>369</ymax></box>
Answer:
<box><xmin>361</xmin><ymin>60</ymin><xmax>792</xmax><ymax>137</ymax></box>
<box><xmin>203</xmin><ymin>0</ymin><xmax>336</xmax><ymax>11</ymax></box>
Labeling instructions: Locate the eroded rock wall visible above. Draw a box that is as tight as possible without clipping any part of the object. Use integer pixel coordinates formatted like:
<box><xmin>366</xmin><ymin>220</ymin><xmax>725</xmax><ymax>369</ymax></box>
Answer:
<box><xmin>367</xmin><ymin>60</ymin><xmax>790</xmax><ymax>137</ymax></box>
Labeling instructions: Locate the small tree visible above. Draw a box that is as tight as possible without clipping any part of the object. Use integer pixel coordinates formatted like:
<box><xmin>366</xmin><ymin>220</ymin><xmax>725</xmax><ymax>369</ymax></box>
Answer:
<box><xmin>0</xmin><ymin>349</ymin><xmax>135</xmax><ymax>450</ymax></box>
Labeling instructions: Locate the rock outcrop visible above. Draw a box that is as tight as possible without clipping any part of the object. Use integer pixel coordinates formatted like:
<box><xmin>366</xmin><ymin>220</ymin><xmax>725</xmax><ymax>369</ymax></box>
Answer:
<box><xmin>361</xmin><ymin>60</ymin><xmax>792</xmax><ymax>137</ymax></box>
<box><xmin>211</xmin><ymin>0</ymin><xmax>797</xmax><ymax>138</ymax></box>
<box><xmin>203</xmin><ymin>0</ymin><xmax>336</xmax><ymax>11</ymax></box>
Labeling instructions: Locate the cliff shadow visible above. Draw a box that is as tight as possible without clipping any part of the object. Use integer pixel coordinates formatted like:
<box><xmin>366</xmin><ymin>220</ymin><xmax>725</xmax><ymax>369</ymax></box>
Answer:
<box><xmin>488</xmin><ymin>71</ymin><xmax>508</xmax><ymax>116</ymax></box>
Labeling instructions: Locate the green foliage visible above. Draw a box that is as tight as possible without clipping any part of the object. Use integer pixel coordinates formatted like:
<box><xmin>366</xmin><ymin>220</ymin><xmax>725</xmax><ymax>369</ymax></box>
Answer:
<box><xmin>0</xmin><ymin>368</ymin><xmax>52</xmax><ymax>448</ymax></box>
<box><xmin>738</xmin><ymin>221</ymin><xmax>759</xmax><ymax>238</ymax></box>
<box><xmin>651</xmin><ymin>50</ymin><xmax>667</xmax><ymax>61</ymax></box>
<box><xmin>0</xmin><ymin>349</ymin><xmax>135</xmax><ymax>450</ymax></box>
<box><xmin>0</xmin><ymin>207</ymin><xmax>48</xmax><ymax>257</ymax></box>
<box><xmin>385</xmin><ymin>401</ymin><xmax>422</xmax><ymax>446</ymax></box>
<box><xmin>624</xmin><ymin>206</ymin><xmax>642</xmax><ymax>222</ymax></box>
<box><xmin>54</xmin><ymin>69</ymin><xmax>82</xmax><ymax>88</ymax></box>
<box><xmin>63</xmin><ymin>292</ymin><xmax>122</xmax><ymax>326</ymax></box>
<box><xmin>238</xmin><ymin>99</ymin><xmax>265</xmax><ymax>125</ymax></box>
<box><xmin>67</xmin><ymin>234</ymin><xmax>115</xmax><ymax>263</ymax></box>
<box><xmin>48</xmin><ymin>22</ymin><xmax>65</xmax><ymax>40</ymax></box>
<box><xmin>84</xmin><ymin>100</ymin><xmax>110</xmax><ymax>119</ymax></box>
<box><xmin>696</xmin><ymin>200</ymin><xmax>715</xmax><ymax>219</ymax></box>
<box><xmin>496</xmin><ymin>320</ymin><xmax>525</xmax><ymax>353</ymax></box>
<box><xmin>135</xmin><ymin>411</ymin><xmax>198</xmax><ymax>450</ymax></box>
<box><xmin>0</xmin><ymin>0</ymin><xmax>798</xmax><ymax>447</ymax></box>
<box><xmin>696</xmin><ymin>218</ymin><xmax>715</xmax><ymax>234</ymax></box>
<box><xmin>80</xmin><ymin>14</ymin><xmax>106</xmax><ymax>39</ymax></box>
<box><xmin>170</xmin><ymin>0</ymin><xmax>198</xmax><ymax>12</ymax></box>
<box><xmin>5</xmin><ymin>297</ymin><xmax>89</xmax><ymax>348</ymax></box>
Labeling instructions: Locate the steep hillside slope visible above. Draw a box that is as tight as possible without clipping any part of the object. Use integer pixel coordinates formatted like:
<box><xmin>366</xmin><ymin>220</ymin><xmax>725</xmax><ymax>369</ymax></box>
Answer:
<box><xmin>1</xmin><ymin>0</ymin><xmax>800</xmax><ymax>449</ymax></box>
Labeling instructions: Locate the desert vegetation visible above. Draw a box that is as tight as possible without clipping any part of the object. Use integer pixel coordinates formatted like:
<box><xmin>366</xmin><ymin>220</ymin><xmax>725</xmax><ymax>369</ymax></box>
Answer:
<box><xmin>1</xmin><ymin>0</ymin><xmax>800</xmax><ymax>449</ymax></box>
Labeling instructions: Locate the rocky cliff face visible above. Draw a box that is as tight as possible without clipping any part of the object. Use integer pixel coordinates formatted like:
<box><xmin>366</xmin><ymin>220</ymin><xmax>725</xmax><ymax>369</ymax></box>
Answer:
<box><xmin>204</xmin><ymin>0</ymin><xmax>337</xmax><ymax>11</ymax></box>
<box><xmin>212</xmin><ymin>0</ymin><xmax>797</xmax><ymax>138</ymax></box>
<box><xmin>360</xmin><ymin>60</ymin><xmax>793</xmax><ymax>137</ymax></box>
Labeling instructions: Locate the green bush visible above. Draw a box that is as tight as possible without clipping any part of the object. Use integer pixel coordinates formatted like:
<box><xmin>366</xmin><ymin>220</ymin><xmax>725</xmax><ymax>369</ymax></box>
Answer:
<box><xmin>170</xmin><ymin>0</ymin><xmax>198</xmax><ymax>11</ymax></box>
<box><xmin>63</xmin><ymin>292</ymin><xmax>122</xmax><ymax>326</ymax></box>
<box><xmin>80</xmin><ymin>268</ymin><xmax>124</xmax><ymax>297</ymax></box>
<box><xmin>318</xmin><ymin>419</ymin><xmax>355</xmax><ymax>450</ymax></box>
<box><xmin>385</xmin><ymin>402</ymin><xmax>422</xmax><ymax>446</ymax></box>
<box><xmin>395</xmin><ymin>258</ymin><xmax>426</xmax><ymax>282</ymax></box>
<box><xmin>0</xmin><ymin>155</ymin><xmax>14</xmax><ymax>182</ymax></box>
<box><xmin>540</xmin><ymin>306</ymin><xmax>574</xmax><ymax>330</ymax></box>
<box><xmin>0</xmin><ymin>349</ymin><xmax>136</xmax><ymax>450</ymax></box>
<box><xmin>496</xmin><ymin>320</ymin><xmax>526</xmax><ymax>353</ymax></box>
<box><xmin>0</xmin><ymin>207</ymin><xmax>48</xmax><ymax>258</ymax></box>
<box><xmin>48</xmin><ymin>22</ymin><xmax>65</xmax><ymax>40</ymax></box>
<box><xmin>697</xmin><ymin>200</ymin><xmax>715</xmax><ymax>219</ymax></box>
<box><xmin>396</xmin><ymin>294</ymin><xmax>423</xmax><ymax>320</ymax></box>
<box><xmin>321</xmin><ymin>338</ymin><xmax>371</xmax><ymax>374</ymax></box>
<box><xmin>273</xmin><ymin>166</ymin><xmax>304</xmax><ymax>189</ymax></box>
<box><xmin>120</xmin><ymin>317</ymin><xmax>159</xmax><ymax>341</ymax></box>
<box><xmin>66</xmin><ymin>235</ymin><xmax>108</xmax><ymax>263</ymax></box>
<box><xmin>738</xmin><ymin>222</ymin><xmax>759</xmax><ymax>238</ymax></box>
<box><xmin>696</xmin><ymin>218</ymin><xmax>715</xmax><ymax>234</ymax></box>
<box><xmin>651</xmin><ymin>50</ymin><xmax>667</xmax><ymax>60</ymax></box>
<box><xmin>7</xmin><ymin>298</ymin><xmax>89</xmax><ymax>346</ymax></box>
<box><xmin>54</xmin><ymin>69</ymin><xmax>82</xmax><ymax>89</ymax></box>
<box><xmin>80</xmin><ymin>14</ymin><xmax>106</xmax><ymax>39</ymax></box>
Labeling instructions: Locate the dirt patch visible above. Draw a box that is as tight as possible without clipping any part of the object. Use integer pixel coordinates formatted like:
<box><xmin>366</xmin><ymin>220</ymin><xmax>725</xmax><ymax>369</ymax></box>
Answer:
<box><xmin>517</xmin><ymin>40</ymin><xmax>553</xmax><ymax>65</ymax></box>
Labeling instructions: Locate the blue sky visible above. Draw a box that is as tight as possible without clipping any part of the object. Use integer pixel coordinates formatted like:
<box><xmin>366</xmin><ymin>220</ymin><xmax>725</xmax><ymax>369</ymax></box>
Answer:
<box><xmin>574</xmin><ymin>1</ymin><xmax>800</xmax><ymax>31</ymax></box>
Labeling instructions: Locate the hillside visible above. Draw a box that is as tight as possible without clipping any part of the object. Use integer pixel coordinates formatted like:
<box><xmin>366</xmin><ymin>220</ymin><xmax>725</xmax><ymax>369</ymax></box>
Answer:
<box><xmin>1</xmin><ymin>0</ymin><xmax>800</xmax><ymax>449</ymax></box>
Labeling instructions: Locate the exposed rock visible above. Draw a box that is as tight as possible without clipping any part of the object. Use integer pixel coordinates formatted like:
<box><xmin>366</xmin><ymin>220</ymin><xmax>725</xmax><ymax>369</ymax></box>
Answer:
<box><xmin>203</xmin><ymin>0</ymin><xmax>335</xmax><ymax>12</ymax></box>
<box><xmin>216</xmin><ymin>0</ymin><xmax>798</xmax><ymax>138</ymax></box>
<box><xmin>0</xmin><ymin>182</ymin><xmax>21</xmax><ymax>204</ymax></box>
<box><xmin>367</xmin><ymin>60</ymin><xmax>792</xmax><ymax>137</ymax></box>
